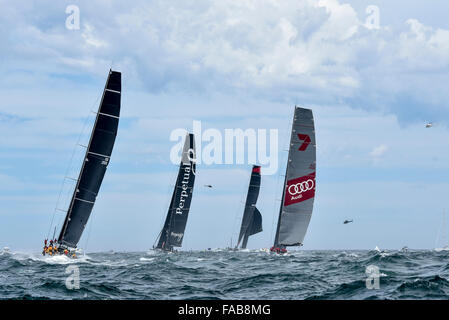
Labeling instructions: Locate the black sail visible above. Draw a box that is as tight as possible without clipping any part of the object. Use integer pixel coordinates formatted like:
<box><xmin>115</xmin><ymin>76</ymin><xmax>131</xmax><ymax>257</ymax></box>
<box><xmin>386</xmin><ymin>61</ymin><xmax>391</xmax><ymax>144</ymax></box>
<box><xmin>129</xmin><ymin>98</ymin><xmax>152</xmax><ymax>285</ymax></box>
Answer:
<box><xmin>156</xmin><ymin>133</ymin><xmax>196</xmax><ymax>250</ymax></box>
<box><xmin>58</xmin><ymin>70</ymin><xmax>121</xmax><ymax>248</ymax></box>
<box><xmin>236</xmin><ymin>165</ymin><xmax>262</xmax><ymax>249</ymax></box>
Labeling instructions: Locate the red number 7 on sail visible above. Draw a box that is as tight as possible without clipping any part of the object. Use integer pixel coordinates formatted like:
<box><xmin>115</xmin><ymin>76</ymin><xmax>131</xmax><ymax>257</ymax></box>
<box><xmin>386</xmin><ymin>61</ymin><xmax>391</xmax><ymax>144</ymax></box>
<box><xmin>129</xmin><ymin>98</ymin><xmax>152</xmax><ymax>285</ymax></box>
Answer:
<box><xmin>298</xmin><ymin>134</ymin><xmax>311</xmax><ymax>151</ymax></box>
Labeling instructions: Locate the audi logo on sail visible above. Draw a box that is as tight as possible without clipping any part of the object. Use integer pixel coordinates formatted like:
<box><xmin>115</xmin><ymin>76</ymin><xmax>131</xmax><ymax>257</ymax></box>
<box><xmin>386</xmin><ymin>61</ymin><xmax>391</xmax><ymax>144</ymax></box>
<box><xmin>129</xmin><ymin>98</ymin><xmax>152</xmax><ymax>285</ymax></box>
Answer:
<box><xmin>284</xmin><ymin>172</ymin><xmax>316</xmax><ymax>206</ymax></box>
<box><xmin>288</xmin><ymin>179</ymin><xmax>314</xmax><ymax>195</ymax></box>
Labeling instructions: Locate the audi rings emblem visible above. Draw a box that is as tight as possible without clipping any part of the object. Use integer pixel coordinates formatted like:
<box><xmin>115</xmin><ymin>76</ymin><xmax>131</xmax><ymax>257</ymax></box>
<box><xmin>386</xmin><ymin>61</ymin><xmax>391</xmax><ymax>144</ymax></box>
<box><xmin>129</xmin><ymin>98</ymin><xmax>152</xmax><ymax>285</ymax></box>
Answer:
<box><xmin>288</xmin><ymin>179</ymin><xmax>314</xmax><ymax>195</ymax></box>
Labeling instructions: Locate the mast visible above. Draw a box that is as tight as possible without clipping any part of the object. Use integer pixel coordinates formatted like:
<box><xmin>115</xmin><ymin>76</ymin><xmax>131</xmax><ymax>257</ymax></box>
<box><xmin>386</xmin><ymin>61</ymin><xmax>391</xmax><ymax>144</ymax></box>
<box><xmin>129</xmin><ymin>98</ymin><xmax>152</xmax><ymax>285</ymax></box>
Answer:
<box><xmin>236</xmin><ymin>165</ymin><xmax>262</xmax><ymax>249</ymax></box>
<box><xmin>273</xmin><ymin>171</ymin><xmax>287</xmax><ymax>247</ymax></box>
<box><xmin>273</xmin><ymin>106</ymin><xmax>316</xmax><ymax>248</ymax></box>
<box><xmin>57</xmin><ymin>70</ymin><xmax>121</xmax><ymax>249</ymax></box>
<box><xmin>156</xmin><ymin>133</ymin><xmax>196</xmax><ymax>250</ymax></box>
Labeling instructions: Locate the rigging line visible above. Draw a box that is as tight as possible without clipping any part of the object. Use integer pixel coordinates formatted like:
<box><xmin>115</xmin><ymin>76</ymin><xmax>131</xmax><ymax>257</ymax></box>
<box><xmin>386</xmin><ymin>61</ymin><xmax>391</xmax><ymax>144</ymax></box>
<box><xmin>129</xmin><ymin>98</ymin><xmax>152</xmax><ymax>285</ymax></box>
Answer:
<box><xmin>60</xmin><ymin>88</ymin><xmax>106</xmax><ymax>240</ymax></box>
<box><xmin>153</xmin><ymin>228</ymin><xmax>163</xmax><ymax>249</ymax></box>
<box><xmin>161</xmin><ymin>168</ymin><xmax>178</xmax><ymax>230</ymax></box>
<box><xmin>231</xmin><ymin>169</ymin><xmax>248</xmax><ymax>246</ymax></box>
<box><xmin>154</xmin><ymin>165</ymin><xmax>181</xmax><ymax>248</ymax></box>
<box><xmin>269</xmin><ymin>117</ymin><xmax>292</xmax><ymax>245</ymax></box>
<box><xmin>47</xmin><ymin>94</ymin><xmax>101</xmax><ymax>240</ymax></box>
<box><xmin>47</xmin><ymin>111</ymin><xmax>92</xmax><ymax>240</ymax></box>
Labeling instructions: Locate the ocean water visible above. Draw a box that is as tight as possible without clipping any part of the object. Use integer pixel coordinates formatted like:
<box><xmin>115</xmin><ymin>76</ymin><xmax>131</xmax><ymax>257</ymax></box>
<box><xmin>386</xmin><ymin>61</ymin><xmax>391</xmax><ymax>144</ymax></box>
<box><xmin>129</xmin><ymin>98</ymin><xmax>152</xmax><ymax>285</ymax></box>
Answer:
<box><xmin>1</xmin><ymin>248</ymin><xmax>449</xmax><ymax>300</ymax></box>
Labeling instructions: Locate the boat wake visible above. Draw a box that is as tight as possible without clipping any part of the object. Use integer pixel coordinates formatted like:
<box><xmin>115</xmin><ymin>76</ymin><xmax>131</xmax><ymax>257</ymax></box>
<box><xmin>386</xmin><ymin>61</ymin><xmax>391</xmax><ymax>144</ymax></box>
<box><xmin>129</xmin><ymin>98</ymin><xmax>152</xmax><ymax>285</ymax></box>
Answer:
<box><xmin>9</xmin><ymin>251</ymin><xmax>90</xmax><ymax>265</ymax></box>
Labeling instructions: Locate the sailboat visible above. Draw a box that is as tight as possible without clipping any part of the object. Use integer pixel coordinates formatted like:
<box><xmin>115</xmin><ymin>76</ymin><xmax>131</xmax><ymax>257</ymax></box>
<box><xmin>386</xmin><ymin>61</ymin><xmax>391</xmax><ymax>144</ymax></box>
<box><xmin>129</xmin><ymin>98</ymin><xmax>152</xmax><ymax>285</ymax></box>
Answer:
<box><xmin>42</xmin><ymin>70</ymin><xmax>121</xmax><ymax>257</ymax></box>
<box><xmin>271</xmin><ymin>106</ymin><xmax>316</xmax><ymax>254</ymax></box>
<box><xmin>235</xmin><ymin>165</ymin><xmax>263</xmax><ymax>250</ymax></box>
<box><xmin>154</xmin><ymin>133</ymin><xmax>196</xmax><ymax>252</ymax></box>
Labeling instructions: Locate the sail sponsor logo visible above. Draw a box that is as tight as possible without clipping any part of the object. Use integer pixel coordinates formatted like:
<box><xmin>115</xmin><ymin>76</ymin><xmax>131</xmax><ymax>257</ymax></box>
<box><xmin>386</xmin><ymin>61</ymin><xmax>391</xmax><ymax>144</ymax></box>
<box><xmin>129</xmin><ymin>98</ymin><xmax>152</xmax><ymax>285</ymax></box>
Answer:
<box><xmin>288</xmin><ymin>179</ymin><xmax>314</xmax><ymax>195</ymax></box>
<box><xmin>175</xmin><ymin>164</ymin><xmax>192</xmax><ymax>215</ymax></box>
<box><xmin>170</xmin><ymin>232</ymin><xmax>184</xmax><ymax>242</ymax></box>
<box><xmin>284</xmin><ymin>172</ymin><xmax>315</xmax><ymax>206</ymax></box>
<box><xmin>297</xmin><ymin>134</ymin><xmax>311</xmax><ymax>151</ymax></box>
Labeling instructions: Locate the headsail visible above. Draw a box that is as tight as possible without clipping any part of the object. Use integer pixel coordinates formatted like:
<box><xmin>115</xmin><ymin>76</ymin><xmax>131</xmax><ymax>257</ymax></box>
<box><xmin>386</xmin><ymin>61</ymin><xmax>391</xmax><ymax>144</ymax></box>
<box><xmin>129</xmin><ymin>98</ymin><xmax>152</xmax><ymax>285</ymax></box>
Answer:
<box><xmin>57</xmin><ymin>70</ymin><xmax>121</xmax><ymax>249</ymax></box>
<box><xmin>156</xmin><ymin>133</ymin><xmax>196</xmax><ymax>250</ymax></box>
<box><xmin>274</xmin><ymin>107</ymin><xmax>316</xmax><ymax>248</ymax></box>
<box><xmin>236</xmin><ymin>165</ymin><xmax>262</xmax><ymax>249</ymax></box>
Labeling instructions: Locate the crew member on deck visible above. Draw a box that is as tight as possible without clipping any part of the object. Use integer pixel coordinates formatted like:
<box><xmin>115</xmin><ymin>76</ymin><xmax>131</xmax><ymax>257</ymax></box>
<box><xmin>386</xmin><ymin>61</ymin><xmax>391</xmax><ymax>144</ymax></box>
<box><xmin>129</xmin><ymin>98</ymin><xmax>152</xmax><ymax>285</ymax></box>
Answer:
<box><xmin>43</xmin><ymin>239</ymin><xmax>48</xmax><ymax>256</ymax></box>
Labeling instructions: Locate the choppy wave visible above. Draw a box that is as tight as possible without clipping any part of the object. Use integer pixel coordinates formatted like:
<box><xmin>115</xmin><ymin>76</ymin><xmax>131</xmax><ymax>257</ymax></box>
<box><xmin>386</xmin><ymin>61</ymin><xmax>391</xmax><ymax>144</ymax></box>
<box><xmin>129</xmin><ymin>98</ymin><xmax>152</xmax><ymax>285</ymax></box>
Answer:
<box><xmin>1</xmin><ymin>249</ymin><xmax>449</xmax><ymax>299</ymax></box>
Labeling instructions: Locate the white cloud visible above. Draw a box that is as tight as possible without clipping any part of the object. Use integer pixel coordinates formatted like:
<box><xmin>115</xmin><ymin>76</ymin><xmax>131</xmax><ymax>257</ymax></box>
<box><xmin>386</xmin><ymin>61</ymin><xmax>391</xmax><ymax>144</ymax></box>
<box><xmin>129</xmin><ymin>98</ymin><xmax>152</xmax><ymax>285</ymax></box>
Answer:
<box><xmin>369</xmin><ymin>144</ymin><xmax>388</xmax><ymax>158</ymax></box>
<box><xmin>2</xmin><ymin>1</ymin><xmax>449</xmax><ymax>250</ymax></box>
<box><xmin>1</xmin><ymin>0</ymin><xmax>449</xmax><ymax>123</ymax></box>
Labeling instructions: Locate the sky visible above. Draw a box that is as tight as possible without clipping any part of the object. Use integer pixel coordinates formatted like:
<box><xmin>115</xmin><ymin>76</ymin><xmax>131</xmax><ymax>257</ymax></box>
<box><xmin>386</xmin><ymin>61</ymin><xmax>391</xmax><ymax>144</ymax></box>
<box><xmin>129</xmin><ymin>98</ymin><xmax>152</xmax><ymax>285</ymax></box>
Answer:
<box><xmin>1</xmin><ymin>0</ymin><xmax>449</xmax><ymax>252</ymax></box>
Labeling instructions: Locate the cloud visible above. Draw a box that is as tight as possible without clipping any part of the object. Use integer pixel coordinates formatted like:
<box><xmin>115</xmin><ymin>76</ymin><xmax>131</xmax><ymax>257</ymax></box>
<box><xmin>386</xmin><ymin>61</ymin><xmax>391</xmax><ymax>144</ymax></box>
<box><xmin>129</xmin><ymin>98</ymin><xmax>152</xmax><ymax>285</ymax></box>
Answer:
<box><xmin>369</xmin><ymin>144</ymin><xmax>388</xmax><ymax>158</ymax></box>
<box><xmin>1</xmin><ymin>1</ymin><xmax>449</xmax><ymax>123</ymax></box>
<box><xmin>2</xmin><ymin>1</ymin><xmax>449</xmax><ymax>251</ymax></box>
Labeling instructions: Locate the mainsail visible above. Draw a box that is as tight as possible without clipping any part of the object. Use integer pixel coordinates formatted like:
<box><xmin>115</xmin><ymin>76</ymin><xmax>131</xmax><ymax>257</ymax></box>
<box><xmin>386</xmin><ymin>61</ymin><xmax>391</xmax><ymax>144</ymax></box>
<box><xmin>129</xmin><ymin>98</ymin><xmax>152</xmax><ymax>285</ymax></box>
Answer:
<box><xmin>156</xmin><ymin>133</ymin><xmax>196</xmax><ymax>251</ymax></box>
<box><xmin>236</xmin><ymin>165</ymin><xmax>262</xmax><ymax>249</ymax></box>
<box><xmin>273</xmin><ymin>107</ymin><xmax>316</xmax><ymax>248</ymax></box>
<box><xmin>57</xmin><ymin>70</ymin><xmax>121</xmax><ymax>249</ymax></box>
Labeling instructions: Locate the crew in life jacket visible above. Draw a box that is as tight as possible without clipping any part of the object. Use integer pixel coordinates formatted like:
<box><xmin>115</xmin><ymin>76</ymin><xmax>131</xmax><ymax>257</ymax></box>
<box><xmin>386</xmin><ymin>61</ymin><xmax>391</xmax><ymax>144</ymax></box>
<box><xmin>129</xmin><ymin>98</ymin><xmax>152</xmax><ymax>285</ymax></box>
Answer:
<box><xmin>42</xmin><ymin>239</ymin><xmax>62</xmax><ymax>256</ymax></box>
<box><xmin>42</xmin><ymin>239</ymin><xmax>48</xmax><ymax>256</ymax></box>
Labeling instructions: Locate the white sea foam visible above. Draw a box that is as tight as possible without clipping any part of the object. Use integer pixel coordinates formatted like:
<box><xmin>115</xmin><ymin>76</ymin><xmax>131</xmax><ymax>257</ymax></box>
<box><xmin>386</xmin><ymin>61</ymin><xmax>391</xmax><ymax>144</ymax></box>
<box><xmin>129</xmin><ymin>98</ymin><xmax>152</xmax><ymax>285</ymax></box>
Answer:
<box><xmin>346</xmin><ymin>252</ymin><xmax>359</xmax><ymax>258</ymax></box>
<box><xmin>0</xmin><ymin>247</ymin><xmax>11</xmax><ymax>256</ymax></box>
<box><xmin>41</xmin><ymin>254</ymin><xmax>80</xmax><ymax>265</ymax></box>
<box><xmin>9</xmin><ymin>251</ymin><xmax>88</xmax><ymax>265</ymax></box>
<box><xmin>139</xmin><ymin>257</ymin><xmax>154</xmax><ymax>262</ymax></box>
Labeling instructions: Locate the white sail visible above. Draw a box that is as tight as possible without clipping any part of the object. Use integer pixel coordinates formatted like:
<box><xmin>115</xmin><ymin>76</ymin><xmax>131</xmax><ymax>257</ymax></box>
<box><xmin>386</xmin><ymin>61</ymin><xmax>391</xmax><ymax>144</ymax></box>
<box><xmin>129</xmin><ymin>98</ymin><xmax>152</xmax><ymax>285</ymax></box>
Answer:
<box><xmin>274</xmin><ymin>107</ymin><xmax>316</xmax><ymax>247</ymax></box>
